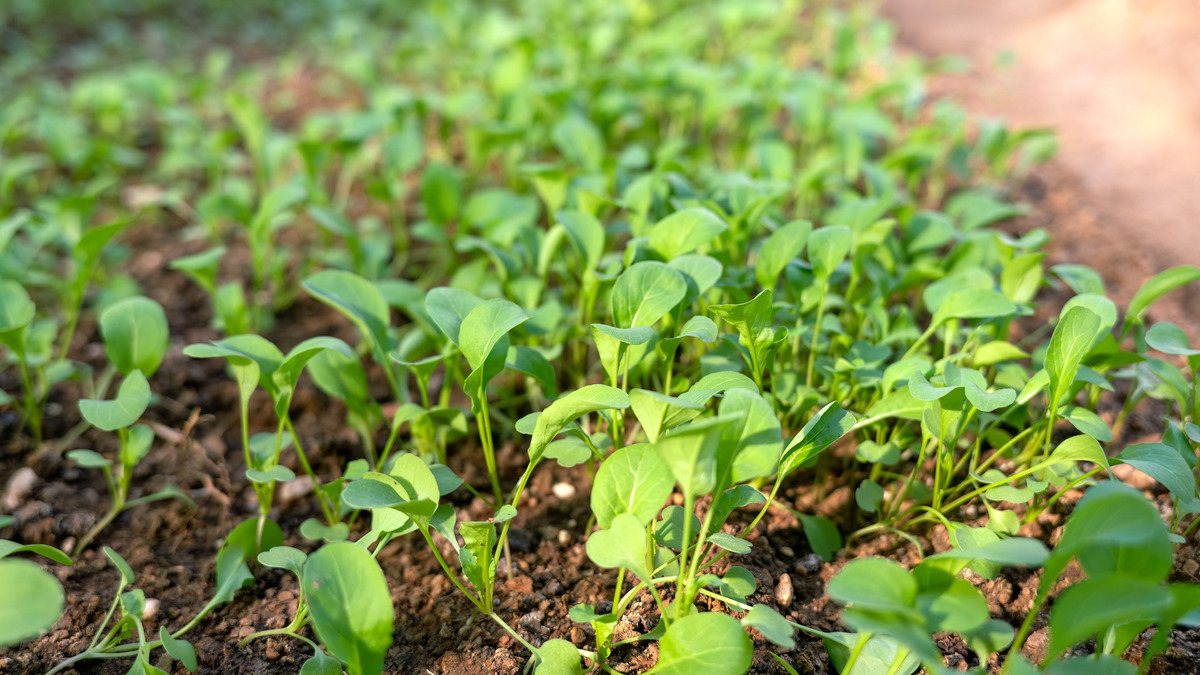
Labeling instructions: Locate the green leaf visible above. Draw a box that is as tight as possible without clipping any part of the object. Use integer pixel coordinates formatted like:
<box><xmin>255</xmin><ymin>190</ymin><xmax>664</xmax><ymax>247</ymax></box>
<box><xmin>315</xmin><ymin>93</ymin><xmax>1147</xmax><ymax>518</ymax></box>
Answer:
<box><xmin>655</xmin><ymin>417</ymin><xmax>732</xmax><ymax>500</ymax></box>
<box><xmin>610</xmin><ymin>261</ymin><xmax>687</xmax><ymax>328</ymax></box>
<box><xmin>79</xmin><ymin>370</ymin><xmax>151</xmax><ymax>431</ymax></box>
<box><xmin>854</xmin><ymin>479</ymin><xmax>884</xmax><ymax>512</ymax></box>
<box><xmin>1048</xmin><ymin>434</ymin><xmax>1109</xmax><ymax>471</ymax></box>
<box><xmin>1061</xmin><ymin>294</ymin><xmax>1117</xmax><ymax>351</ymax></box>
<box><xmin>169</xmin><ymin>247</ymin><xmax>225</xmax><ymax>294</ymax></box>
<box><xmin>506</xmin><ymin>346</ymin><xmax>558</xmax><ymax>397</ymax></box>
<box><xmin>1115</xmin><ymin>443</ymin><xmax>1196</xmax><ymax>500</ymax></box>
<box><xmin>669</xmin><ymin>255</ymin><xmax>724</xmax><ymax>307</ymax></box>
<box><xmin>807</xmin><ymin>225</ymin><xmax>852</xmax><ymax>281</ymax></box>
<box><xmin>304</xmin><ymin>542</ymin><xmax>394</xmax><ymax>675</ymax></box>
<box><xmin>822</xmin><ymin>633</ymin><xmax>920</xmax><ymax>675</ymax></box>
<box><xmin>342</xmin><ymin>478</ymin><xmax>407</xmax><ymax>509</ymax></box>
<box><xmin>159</xmin><ymin>626</ymin><xmax>198</xmax><ymax>671</ymax></box>
<box><xmin>104</xmin><ymin>546</ymin><xmax>136</xmax><ymax>585</ymax></box>
<box><xmin>651</xmin><ymin>612</ymin><xmax>752</xmax><ymax>675</ymax></box>
<box><xmin>0</xmin><ymin>558</ymin><xmax>64</xmax><ymax>647</ymax></box>
<box><xmin>1125</xmin><ymin>265</ymin><xmax>1200</xmax><ymax>331</ymax></box>
<box><xmin>915</xmin><ymin>577</ymin><xmax>989</xmax><ymax>633</ymax></box>
<box><xmin>741</xmin><ymin>604</ymin><xmax>795</xmax><ymax>648</ymax></box>
<box><xmin>798</xmin><ymin>513</ymin><xmax>841</xmax><ymax>561</ymax></box>
<box><xmin>706</xmin><ymin>532</ymin><xmax>750</xmax><ymax>554</ymax></box>
<box><xmin>557</xmin><ymin>210</ymin><xmax>605</xmax><ymax>270</ymax></box>
<box><xmin>551</xmin><ymin>114</ymin><xmax>604</xmax><ymax>170</ymax></box>
<box><xmin>828</xmin><ymin>557</ymin><xmax>917</xmax><ymax>612</ymax></box>
<box><xmin>421</xmin><ymin>162</ymin><xmax>463</xmax><ymax>225</ymax></box>
<box><xmin>591</xmin><ymin>444</ymin><xmax>674</xmax><ymax>528</ymax></box>
<box><xmin>302</xmin><ymin>270</ymin><xmax>392</xmax><ymax>358</ymax></box>
<box><xmin>245</xmin><ymin>466</ymin><xmax>296</xmax><ymax>484</ymax></box>
<box><xmin>931</xmin><ymin>289</ymin><xmax>1016</xmax><ymax>326</ymax></box>
<box><xmin>68</xmin><ymin>449</ymin><xmax>113</xmax><ymax>468</ymax></box>
<box><xmin>0</xmin><ymin>279</ymin><xmax>35</xmax><ymax>337</ymax></box>
<box><xmin>755</xmin><ymin>220</ymin><xmax>812</xmax><ymax>290</ymax></box>
<box><xmin>629</xmin><ymin>389</ymin><xmax>705</xmax><ymax>443</ymax></box>
<box><xmin>1045</xmin><ymin>306</ymin><xmax>1103</xmax><ymax>409</ymax></box>
<box><xmin>300</xmin><ymin>651</ymin><xmax>344</xmax><ymax>675</ymax></box>
<box><xmin>534</xmin><ymin>639</ymin><xmax>585</xmax><ymax>675</ymax></box>
<box><xmin>459</xmin><ymin>299</ymin><xmax>530</xmax><ymax>371</ymax></box>
<box><xmin>1146</xmin><ymin>322</ymin><xmax>1200</xmax><ymax>356</ymax></box>
<box><xmin>424</xmin><ymin>287</ymin><xmax>482</xmax><ymax>347</ymax></box>
<box><xmin>0</xmin><ymin>541</ymin><xmax>71</xmax><ymax>566</ymax></box>
<box><xmin>258</xmin><ymin>546</ymin><xmax>307</xmax><ymax>575</ymax></box>
<box><xmin>586</xmin><ymin>513</ymin><xmax>652</xmax><ymax>580</ymax></box>
<box><xmin>276</xmin><ymin>337</ymin><xmax>355</xmax><ymax>390</ymax></box>
<box><xmin>778</xmin><ymin>402</ymin><xmax>855</xmax><ymax>480</ymax></box>
<box><xmin>214</xmin><ymin>518</ymin><xmax>283</xmax><ymax>605</ymax></box>
<box><xmin>528</xmin><ymin>385</ymin><xmax>630</xmax><ymax>463</ymax></box>
<box><xmin>459</xmin><ymin>520</ymin><xmax>497</xmax><ymax>596</ymax></box>
<box><xmin>718</xmin><ymin>388</ymin><xmax>782</xmax><ymax>484</ymax></box>
<box><xmin>300</xmin><ymin>519</ymin><xmax>350</xmax><ymax>543</ymax></box>
<box><xmin>1061</xmin><ymin>406</ymin><xmax>1113</xmax><ymax>443</ymax></box>
<box><xmin>98</xmin><ymin>296</ymin><xmax>169</xmax><ymax>378</ymax></box>
<box><xmin>1047</xmin><ymin>574</ymin><xmax>1172</xmax><ymax>657</ymax></box>
<box><xmin>925</xmin><ymin>537</ymin><xmax>1050</xmax><ymax>569</ymax></box>
<box><xmin>1052</xmin><ymin>264</ymin><xmax>1106</xmax><ymax>296</ymax></box>
<box><xmin>647</xmin><ymin>208</ymin><xmax>727</xmax><ymax>260</ymax></box>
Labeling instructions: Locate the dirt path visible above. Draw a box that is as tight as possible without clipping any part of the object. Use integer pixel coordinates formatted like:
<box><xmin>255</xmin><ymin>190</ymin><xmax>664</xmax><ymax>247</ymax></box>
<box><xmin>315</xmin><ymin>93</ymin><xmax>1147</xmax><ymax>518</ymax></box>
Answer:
<box><xmin>881</xmin><ymin>0</ymin><xmax>1200</xmax><ymax>332</ymax></box>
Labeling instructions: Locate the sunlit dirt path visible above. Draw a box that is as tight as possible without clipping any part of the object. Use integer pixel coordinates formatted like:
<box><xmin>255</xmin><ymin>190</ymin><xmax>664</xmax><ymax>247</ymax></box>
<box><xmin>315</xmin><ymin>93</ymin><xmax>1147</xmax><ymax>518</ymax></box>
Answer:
<box><xmin>881</xmin><ymin>0</ymin><xmax>1200</xmax><ymax>331</ymax></box>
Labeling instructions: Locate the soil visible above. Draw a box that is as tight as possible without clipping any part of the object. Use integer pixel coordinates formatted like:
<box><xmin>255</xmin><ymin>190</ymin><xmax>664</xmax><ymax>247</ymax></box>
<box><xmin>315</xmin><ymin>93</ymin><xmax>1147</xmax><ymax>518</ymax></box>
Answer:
<box><xmin>4</xmin><ymin>5</ymin><xmax>1200</xmax><ymax>674</ymax></box>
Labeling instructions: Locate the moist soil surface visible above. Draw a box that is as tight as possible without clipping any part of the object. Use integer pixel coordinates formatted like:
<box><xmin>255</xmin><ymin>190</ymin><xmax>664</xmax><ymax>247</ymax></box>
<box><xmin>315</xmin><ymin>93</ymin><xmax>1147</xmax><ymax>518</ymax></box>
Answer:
<box><xmin>5</xmin><ymin>9</ymin><xmax>1200</xmax><ymax>675</ymax></box>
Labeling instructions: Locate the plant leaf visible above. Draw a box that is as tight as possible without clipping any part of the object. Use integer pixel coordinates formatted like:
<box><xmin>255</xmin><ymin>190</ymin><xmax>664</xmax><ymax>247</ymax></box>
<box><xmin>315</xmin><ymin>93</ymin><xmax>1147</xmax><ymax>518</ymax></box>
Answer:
<box><xmin>99</xmin><ymin>296</ymin><xmax>169</xmax><ymax>378</ymax></box>
<box><xmin>585</xmin><ymin>513</ymin><xmax>652</xmax><ymax>580</ymax></box>
<box><xmin>1115</xmin><ymin>443</ymin><xmax>1196</xmax><ymax>500</ymax></box>
<box><xmin>0</xmin><ymin>558</ymin><xmax>64</xmax><ymax>647</ymax></box>
<box><xmin>610</xmin><ymin>261</ymin><xmax>687</xmax><ymax>328</ymax></box>
<box><xmin>651</xmin><ymin>612</ymin><xmax>752</xmax><ymax>675</ymax></box>
<box><xmin>647</xmin><ymin>208</ymin><xmax>727</xmax><ymax>261</ymax></box>
<box><xmin>303</xmin><ymin>542</ymin><xmax>394</xmax><ymax>675</ymax></box>
<box><xmin>591</xmin><ymin>444</ymin><xmax>674</xmax><ymax>528</ymax></box>
<box><xmin>755</xmin><ymin>220</ymin><xmax>812</xmax><ymax>290</ymax></box>
<box><xmin>79</xmin><ymin>370</ymin><xmax>151</xmax><ymax>432</ymax></box>
<box><xmin>159</xmin><ymin>626</ymin><xmax>198</xmax><ymax>671</ymax></box>
<box><xmin>1125</xmin><ymin>266</ymin><xmax>1200</xmax><ymax>331</ymax></box>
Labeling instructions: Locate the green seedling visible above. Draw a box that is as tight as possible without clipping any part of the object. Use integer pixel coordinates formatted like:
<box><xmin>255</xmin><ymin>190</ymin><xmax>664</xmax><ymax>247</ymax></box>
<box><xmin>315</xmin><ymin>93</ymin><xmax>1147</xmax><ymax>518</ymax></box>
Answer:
<box><xmin>184</xmin><ymin>334</ymin><xmax>355</xmax><ymax>528</ymax></box>
<box><xmin>72</xmin><ymin>296</ymin><xmax>193</xmax><ymax>552</ymax></box>
<box><xmin>48</xmin><ymin>521</ymin><xmax>281</xmax><ymax>674</ymax></box>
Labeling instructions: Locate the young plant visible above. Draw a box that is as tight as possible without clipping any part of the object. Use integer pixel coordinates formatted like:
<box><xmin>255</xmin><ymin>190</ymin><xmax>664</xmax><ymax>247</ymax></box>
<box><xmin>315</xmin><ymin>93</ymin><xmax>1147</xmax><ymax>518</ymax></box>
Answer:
<box><xmin>48</xmin><ymin>521</ymin><xmax>282</xmax><ymax>674</ymax></box>
<box><xmin>71</xmin><ymin>296</ymin><xmax>193</xmax><ymax>552</ymax></box>
<box><xmin>183</xmin><ymin>334</ymin><xmax>355</xmax><ymax>530</ymax></box>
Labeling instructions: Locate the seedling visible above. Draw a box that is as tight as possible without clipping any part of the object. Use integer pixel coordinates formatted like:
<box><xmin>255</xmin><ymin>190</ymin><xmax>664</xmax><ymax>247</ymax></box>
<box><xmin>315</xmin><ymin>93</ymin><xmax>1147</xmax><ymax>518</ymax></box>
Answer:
<box><xmin>72</xmin><ymin>296</ymin><xmax>193</xmax><ymax>552</ymax></box>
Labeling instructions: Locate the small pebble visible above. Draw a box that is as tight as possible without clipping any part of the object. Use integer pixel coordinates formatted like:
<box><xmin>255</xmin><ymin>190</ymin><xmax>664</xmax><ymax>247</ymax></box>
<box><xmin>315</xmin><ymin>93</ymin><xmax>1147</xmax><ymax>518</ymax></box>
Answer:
<box><xmin>778</xmin><ymin>545</ymin><xmax>794</xmax><ymax>558</ymax></box>
<box><xmin>552</xmin><ymin>482</ymin><xmax>576</xmax><ymax>499</ymax></box>
<box><xmin>775</xmin><ymin>573</ymin><xmax>794</xmax><ymax>607</ymax></box>
<box><xmin>143</xmin><ymin>598</ymin><xmax>160</xmax><ymax>620</ymax></box>
<box><xmin>1182</xmin><ymin>559</ymin><xmax>1200</xmax><ymax>578</ymax></box>
<box><xmin>557</xmin><ymin>530</ymin><xmax>571</xmax><ymax>546</ymax></box>
<box><xmin>278</xmin><ymin>475</ymin><xmax>314</xmax><ymax>505</ymax></box>
<box><xmin>794</xmin><ymin>553</ymin><xmax>822</xmax><ymax>575</ymax></box>
<box><xmin>3</xmin><ymin>467</ymin><xmax>36</xmax><ymax>510</ymax></box>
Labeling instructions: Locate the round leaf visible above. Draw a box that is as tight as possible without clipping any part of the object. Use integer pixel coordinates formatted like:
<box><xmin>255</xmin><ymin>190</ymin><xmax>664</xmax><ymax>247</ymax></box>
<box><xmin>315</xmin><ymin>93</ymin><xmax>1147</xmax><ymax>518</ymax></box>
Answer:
<box><xmin>99</xmin><ymin>296</ymin><xmax>169</xmax><ymax>377</ymax></box>
<box><xmin>0</xmin><ymin>558</ymin><xmax>64</xmax><ymax>646</ymax></box>
<box><xmin>653</xmin><ymin>612</ymin><xmax>752</xmax><ymax>675</ymax></box>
